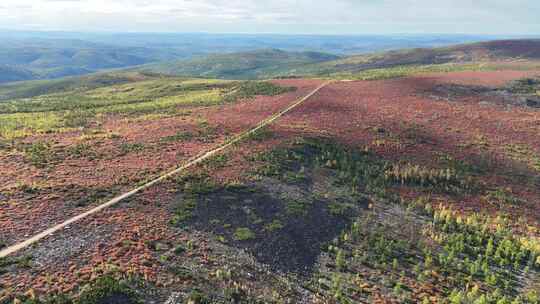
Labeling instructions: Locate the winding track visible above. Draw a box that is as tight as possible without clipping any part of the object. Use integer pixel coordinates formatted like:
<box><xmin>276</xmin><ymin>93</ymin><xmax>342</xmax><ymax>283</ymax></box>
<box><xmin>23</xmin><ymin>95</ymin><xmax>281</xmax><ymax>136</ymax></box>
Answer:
<box><xmin>0</xmin><ymin>80</ymin><xmax>332</xmax><ymax>259</ymax></box>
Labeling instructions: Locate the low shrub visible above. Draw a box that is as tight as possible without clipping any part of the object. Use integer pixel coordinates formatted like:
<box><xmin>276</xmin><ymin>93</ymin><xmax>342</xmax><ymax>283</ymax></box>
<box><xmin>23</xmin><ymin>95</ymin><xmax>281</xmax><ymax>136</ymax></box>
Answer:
<box><xmin>224</xmin><ymin>81</ymin><xmax>296</xmax><ymax>102</ymax></box>
<box><xmin>25</xmin><ymin>142</ymin><xmax>54</xmax><ymax>167</ymax></box>
<box><xmin>78</xmin><ymin>275</ymin><xmax>140</xmax><ymax>304</ymax></box>
<box><xmin>233</xmin><ymin>228</ymin><xmax>256</xmax><ymax>241</ymax></box>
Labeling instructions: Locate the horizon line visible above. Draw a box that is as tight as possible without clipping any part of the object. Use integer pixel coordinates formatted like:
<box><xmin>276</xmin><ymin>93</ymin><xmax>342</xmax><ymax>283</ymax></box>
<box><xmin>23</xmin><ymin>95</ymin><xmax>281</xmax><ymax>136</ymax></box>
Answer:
<box><xmin>1</xmin><ymin>29</ymin><xmax>539</xmax><ymax>37</ymax></box>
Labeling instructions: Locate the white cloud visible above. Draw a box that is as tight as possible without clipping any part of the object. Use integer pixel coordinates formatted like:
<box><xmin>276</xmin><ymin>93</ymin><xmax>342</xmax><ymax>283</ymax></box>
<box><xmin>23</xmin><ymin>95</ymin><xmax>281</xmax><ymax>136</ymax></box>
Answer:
<box><xmin>0</xmin><ymin>0</ymin><xmax>538</xmax><ymax>34</ymax></box>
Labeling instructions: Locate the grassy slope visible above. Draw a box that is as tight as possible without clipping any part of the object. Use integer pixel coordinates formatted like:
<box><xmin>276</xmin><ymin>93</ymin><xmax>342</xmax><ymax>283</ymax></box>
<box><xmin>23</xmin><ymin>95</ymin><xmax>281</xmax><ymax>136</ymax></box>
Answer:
<box><xmin>0</xmin><ymin>76</ymin><xmax>221</xmax><ymax>139</ymax></box>
<box><xmin>0</xmin><ymin>74</ymin><xmax>295</xmax><ymax>139</ymax></box>
<box><xmin>0</xmin><ymin>72</ymin><xmax>163</xmax><ymax>101</ymax></box>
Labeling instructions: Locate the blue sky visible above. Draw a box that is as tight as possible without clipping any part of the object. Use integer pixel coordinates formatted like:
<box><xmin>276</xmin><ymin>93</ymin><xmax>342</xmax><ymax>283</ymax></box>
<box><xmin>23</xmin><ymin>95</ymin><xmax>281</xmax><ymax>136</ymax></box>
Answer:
<box><xmin>0</xmin><ymin>0</ymin><xmax>539</xmax><ymax>34</ymax></box>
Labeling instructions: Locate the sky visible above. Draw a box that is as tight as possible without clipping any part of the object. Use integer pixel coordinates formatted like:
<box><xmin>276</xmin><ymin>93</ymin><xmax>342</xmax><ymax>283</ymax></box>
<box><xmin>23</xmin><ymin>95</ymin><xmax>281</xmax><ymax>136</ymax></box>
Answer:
<box><xmin>0</xmin><ymin>0</ymin><xmax>539</xmax><ymax>35</ymax></box>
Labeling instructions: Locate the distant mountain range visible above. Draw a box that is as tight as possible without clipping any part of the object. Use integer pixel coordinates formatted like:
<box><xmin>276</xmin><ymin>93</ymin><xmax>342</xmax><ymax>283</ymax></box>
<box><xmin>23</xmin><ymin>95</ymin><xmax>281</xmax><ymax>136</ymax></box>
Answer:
<box><xmin>0</xmin><ymin>32</ymin><xmax>519</xmax><ymax>84</ymax></box>
<box><xmin>138</xmin><ymin>39</ymin><xmax>540</xmax><ymax>79</ymax></box>
<box><xmin>1</xmin><ymin>32</ymin><xmax>539</xmax><ymax>85</ymax></box>
<box><xmin>0</xmin><ymin>37</ymin><xmax>184</xmax><ymax>84</ymax></box>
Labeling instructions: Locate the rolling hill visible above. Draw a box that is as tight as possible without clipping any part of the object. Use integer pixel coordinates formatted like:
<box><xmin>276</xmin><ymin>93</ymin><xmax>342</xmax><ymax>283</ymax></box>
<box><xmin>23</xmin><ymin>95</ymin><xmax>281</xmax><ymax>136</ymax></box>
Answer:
<box><xmin>291</xmin><ymin>39</ymin><xmax>540</xmax><ymax>76</ymax></box>
<box><xmin>135</xmin><ymin>39</ymin><xmax>540</xmax><ymax>80</ymax></box>
<box><xmin>0</xmin><ymin>46</ymin><xmax>157</xmax><ymax>84</ymax></box>
<box><xmin>0</xmin><ymin>38</ymin><xmax>186</xmax><ymax>84</ymax></box>
<box><xmin>138</xmin><ymin>49</ymin><xmax>340</xmax><ymax>79</ymax></box>
<box><xmin>0</xmin><ymin>66</ymin><xmax>35</xmax><ymax>83</ymax></box>
<box><xmin>0</xmin><ymin>72</ymin><xmax>161</xmax><ymax>101</ymax></box>
<box><xmin>0</xmin><ymin>32</ymin><xmax>503</xmax><ymax>84</ymax></box>
<box><xmin>2</xmin><ymin>39</ymin><xmax>540</xmax><ymax>92</ymax></box>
